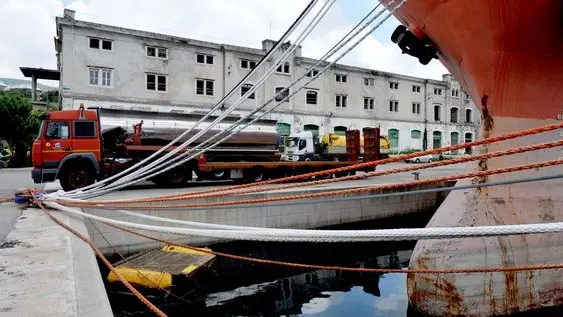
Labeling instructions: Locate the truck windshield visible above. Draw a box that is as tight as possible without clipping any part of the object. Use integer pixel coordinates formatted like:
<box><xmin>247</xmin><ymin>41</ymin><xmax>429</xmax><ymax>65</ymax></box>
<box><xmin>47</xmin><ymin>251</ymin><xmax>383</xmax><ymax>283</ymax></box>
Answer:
<box><xmin>286</xmin><ymin>137</ymin><xmax>299</xmax><ymax>148</ymax></box>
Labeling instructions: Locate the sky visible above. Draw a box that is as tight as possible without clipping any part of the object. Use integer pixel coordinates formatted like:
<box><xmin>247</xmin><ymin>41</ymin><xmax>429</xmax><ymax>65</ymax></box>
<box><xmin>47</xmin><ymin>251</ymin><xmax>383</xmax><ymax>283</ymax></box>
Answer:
<box><xmin>0</xmin><ymin>0</ymin><xmax>448</xmax><ymax>88</ymax></box>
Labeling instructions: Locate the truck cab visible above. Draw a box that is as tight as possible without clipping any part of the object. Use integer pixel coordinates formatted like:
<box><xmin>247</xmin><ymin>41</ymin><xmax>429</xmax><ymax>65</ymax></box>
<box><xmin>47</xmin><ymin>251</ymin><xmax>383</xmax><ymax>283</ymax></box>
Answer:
<box><xmin>283</xmin><ymin>131</ymin><xmax>316</xmax><ymax>161</ymax></box>
<box><xmin>31</xmin><ymin>105</ymin><xmax>103</xmax><ymax>191</ymax></box>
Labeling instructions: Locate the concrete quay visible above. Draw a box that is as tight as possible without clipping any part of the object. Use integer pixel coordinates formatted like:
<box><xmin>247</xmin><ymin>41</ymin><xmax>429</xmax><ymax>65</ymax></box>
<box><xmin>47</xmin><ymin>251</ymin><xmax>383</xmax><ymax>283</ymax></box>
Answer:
<box><xmin>84</xmin><ymin>163</ymin><xmax>463</xmax><ymax>256</ymax></box>
<box><xmin>0</xmin><ymin>203</ymin><xmax>113</xmax><ymax>317</ymax></box>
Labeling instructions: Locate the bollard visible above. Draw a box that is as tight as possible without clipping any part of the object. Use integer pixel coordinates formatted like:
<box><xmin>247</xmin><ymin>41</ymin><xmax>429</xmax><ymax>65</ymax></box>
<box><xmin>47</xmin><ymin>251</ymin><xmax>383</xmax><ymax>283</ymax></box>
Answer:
<box><xmin>412</xmin><ymin>172</ymin><xmax>420</xmax><ymax>180</ymax></box>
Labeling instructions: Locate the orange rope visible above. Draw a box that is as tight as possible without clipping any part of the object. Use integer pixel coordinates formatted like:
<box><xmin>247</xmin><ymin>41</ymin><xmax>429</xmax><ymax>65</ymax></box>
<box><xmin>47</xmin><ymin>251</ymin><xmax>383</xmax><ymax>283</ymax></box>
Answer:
<box><xmin>31</xmin><ymin>195</ymin><xmax>168</xmax><ymax>317</ymax></box>
<box><xmin>106</xmin><ymin>221</ymin><xmax>563</xmax><ymax>275</ymax></box>
<box><xmin>63</xmin><ymin>121</ymin><xmax>563</xmax><ymax>206</ymax></box>
<box><xmin>67</xmin><ymin>158</ymin><xmax>563</xmax><ymax>210</ymax></box>
<box><xmin>62</xmin><ymin>139</ymin><xmax>563</xmax><ymax>208</ymax></box>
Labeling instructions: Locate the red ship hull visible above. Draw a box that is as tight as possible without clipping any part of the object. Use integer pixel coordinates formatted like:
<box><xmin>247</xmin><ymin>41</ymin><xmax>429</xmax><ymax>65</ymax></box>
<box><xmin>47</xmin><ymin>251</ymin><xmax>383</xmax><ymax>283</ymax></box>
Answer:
<box><xmin>379</xmin><ymin>0</ymin><xmax>563</xmax><ymax>315</ymax></box>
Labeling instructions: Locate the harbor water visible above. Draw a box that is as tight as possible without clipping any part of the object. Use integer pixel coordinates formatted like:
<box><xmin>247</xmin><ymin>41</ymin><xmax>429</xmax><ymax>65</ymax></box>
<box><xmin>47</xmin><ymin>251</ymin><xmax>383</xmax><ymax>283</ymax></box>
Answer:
<box><xmin>100</xmin><ymin>211</ymin><xmax>563</xmax><ymax>317</ymax></box>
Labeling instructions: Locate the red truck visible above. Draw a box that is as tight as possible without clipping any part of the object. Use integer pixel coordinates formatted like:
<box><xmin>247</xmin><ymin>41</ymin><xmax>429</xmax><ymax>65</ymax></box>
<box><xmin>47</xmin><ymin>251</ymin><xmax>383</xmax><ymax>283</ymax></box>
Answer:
<box><xmin>31</xmin><ymin>105</ymin><xmax>382</xmax><ymax>191</ymax></box>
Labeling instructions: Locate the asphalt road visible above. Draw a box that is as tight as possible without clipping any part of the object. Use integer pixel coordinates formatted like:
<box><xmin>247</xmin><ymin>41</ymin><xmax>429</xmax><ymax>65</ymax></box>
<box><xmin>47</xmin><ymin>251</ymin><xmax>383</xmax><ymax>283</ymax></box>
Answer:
<box><xmin>0</xmin><ymin>168</ymin><xmax>45</xmax><ymax>244</ymax></box>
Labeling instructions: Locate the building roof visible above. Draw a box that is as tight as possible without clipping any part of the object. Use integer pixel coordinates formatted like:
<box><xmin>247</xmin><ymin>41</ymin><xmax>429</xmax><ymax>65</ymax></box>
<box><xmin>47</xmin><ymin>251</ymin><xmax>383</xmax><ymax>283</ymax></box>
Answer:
<box><xmin>19</xmin><ymin>67</ymin><xmax>60</xmax><ymax>81</ymax></box>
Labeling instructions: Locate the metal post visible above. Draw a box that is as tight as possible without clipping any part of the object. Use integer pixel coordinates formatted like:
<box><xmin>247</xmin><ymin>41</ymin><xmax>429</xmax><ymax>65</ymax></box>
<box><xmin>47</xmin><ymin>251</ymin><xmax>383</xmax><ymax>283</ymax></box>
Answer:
<box><xmin>412</xmin><ymin>172</ymin><xmax>420</xmax><ymax>180</ymax></box>
<box><xmin>31</xmin><ymin>74</ymin><xmax>37</xmax><ymax>101</ymax></box>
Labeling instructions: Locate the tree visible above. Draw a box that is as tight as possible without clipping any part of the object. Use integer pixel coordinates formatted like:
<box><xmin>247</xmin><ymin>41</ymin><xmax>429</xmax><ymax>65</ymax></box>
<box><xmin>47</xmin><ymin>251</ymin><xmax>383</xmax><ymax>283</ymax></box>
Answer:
<box><xmin>0</xmin><ymin>91</ymin><xmax>41</xmax><ymax>167</ymax></box>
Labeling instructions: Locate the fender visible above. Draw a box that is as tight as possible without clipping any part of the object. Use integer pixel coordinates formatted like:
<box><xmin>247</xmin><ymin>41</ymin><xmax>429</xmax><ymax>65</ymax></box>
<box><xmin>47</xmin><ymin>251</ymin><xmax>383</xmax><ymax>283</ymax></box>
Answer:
<box><xmin>55</xmin><ymin>153</ymin><xmax>100</xmax><ymax>179</ymax></box>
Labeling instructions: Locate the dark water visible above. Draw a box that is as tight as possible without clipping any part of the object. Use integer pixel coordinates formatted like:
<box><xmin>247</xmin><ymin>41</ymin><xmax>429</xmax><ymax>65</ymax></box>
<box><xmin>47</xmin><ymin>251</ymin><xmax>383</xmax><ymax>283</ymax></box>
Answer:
<box><xmin>102</xmin><ymin>212</ymin><xmax>563</xmax><ymax>317</ymax></box>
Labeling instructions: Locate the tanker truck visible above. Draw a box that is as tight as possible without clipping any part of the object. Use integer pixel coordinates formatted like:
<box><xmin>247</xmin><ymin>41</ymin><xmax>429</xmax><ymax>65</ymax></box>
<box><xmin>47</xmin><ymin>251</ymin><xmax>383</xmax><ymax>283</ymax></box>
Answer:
<box><xmin>283</xmin><ymin>130</ymin><xmax>391</xmax><ymax>162</ymax></box>
<box><xmin>31</xmin><ymin>105</ymin><xmax>384</xmax><ymax>191</ymax></box>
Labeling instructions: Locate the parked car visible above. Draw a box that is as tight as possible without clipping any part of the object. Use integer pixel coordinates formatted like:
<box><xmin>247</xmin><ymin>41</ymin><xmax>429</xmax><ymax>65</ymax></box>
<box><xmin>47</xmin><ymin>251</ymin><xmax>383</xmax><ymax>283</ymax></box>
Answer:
<box><xmin>405</xmin><ymin>154</ymin><xmax>435</xmax><ymax>163</ymax></box>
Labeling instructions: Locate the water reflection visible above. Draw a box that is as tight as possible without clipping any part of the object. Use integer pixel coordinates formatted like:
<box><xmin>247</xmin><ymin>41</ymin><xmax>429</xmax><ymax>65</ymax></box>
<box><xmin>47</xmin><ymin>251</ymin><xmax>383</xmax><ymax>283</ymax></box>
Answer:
<box><xmin>110</xmin><ymin>245</ymin><xmax>414</xmax><ymax>317</ymax></box>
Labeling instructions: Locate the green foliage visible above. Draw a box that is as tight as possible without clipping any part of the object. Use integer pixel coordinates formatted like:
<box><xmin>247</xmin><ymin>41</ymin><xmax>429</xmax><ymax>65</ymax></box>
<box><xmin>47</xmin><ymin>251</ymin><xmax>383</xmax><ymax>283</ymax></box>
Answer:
<box><xmin>389</xmin><ymin>148</ymin><xmax>423</xmax><ymax>155</ymax></box>
<box><xmin>0</xmin><ymin>91</ymin><xmax>41</xmax><ymax>167</ymax></box>
<box><xmin>41</xmin><ymin>90</ymin><xmax>59</xmax><ymax>102</ymax></box>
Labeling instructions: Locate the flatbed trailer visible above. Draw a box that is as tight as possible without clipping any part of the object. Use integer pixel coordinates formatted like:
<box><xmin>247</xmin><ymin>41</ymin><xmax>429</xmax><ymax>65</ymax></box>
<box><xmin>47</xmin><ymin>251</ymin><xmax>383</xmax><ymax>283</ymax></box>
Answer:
<box><xmin>31</xmin><ymin>105</ymin><xmax>381</xmax><ymax>191</ymax></box>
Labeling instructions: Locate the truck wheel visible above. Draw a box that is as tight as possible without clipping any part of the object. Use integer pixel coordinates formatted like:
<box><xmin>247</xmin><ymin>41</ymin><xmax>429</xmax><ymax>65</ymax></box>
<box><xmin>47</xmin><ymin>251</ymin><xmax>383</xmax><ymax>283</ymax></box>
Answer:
<box><xmin>243</xmin><ymin>168</ymin><xmax>265</xmax><ymax>183</ymax></box>
<box><xmin>164</xmin><ymin>165</ymin><xmax>191</xmax><ymax>187</ymax></box>
<box><xmin>59</xmin><ymin>162</ymin><xmax>96</xmax><ymax>192</ymax></box>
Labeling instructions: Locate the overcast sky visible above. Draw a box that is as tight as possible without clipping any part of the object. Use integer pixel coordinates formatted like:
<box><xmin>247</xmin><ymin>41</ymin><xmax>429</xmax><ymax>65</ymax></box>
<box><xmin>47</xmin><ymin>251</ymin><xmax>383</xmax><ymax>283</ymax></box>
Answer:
<box><xmin>0</xmin><ymin>0</ymin><xmax>448</xmax><ymax>87</ymax></box>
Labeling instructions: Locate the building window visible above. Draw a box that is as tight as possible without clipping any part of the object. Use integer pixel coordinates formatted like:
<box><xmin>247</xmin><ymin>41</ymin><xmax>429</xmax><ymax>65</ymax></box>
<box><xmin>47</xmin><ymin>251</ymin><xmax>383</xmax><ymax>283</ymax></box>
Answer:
<box><xmin>196</xmin><ymin>79</ymin><xmax>214</xmax><ymax>96</ymax></box>
<box><xmin>434</xmin><ymin>104</ymin><xmax>441</xmax><ymax>121</ymax></box>
<box><xmin>241</xmin><ymin>83</ymin><xmax>255</xmax><ymax>99</ymax></box>
<box><xmin>306</xmin><ymin>91</ymin><xmax>318</xmax><ymax>105</ymax></box>
<box><xmin>196</xmin><ymin>53</ymin><xmax>214</xmax><ymax>65</ymax></box>
<box><xmin>146</xmin><ymin>74</ymin><xmax>167</xmax><ymax>92</ymax></box>
<box><xmin>412</xmin><ymin>102</ymin><xmax>421</xmax><ymax>114</ymax></box>
<box><xmin>434</xmin><ymin>88</ymin><xmax>442</xmax><ymax>95</ymax></box>
<box><xmin>101</xmin><ymin>69</ymin><xmax>112</xmax><ymax>86</ymax></box>
<box><xmin>389</xmin><ymin>100</ymin><xmax>399</xmax><ymax>112</ymax></box>
<box><xmin>306</xmin><ymin>69</ymin><xmax>319</xmax><ymax>77</ymax></box>
<box><xmin>451</xmin><ymin>88</ymin><xmax>460</xmax><ymax>97</ymax></box>
<box><xmin>412</xmin><ymin>85</ymin><xmax>421</xmax><ymax>93</ymax></box>
<box><xmin>389</xmin><ymin>81</ymin><xmax>399</xmax><ymax>89</ymax></box>
<box><xmin>146</xmin><ymin>46</ymin><xmax>168</xmax><ymax>59</ymax></box>
<box><xmin>411</xmin><ymin>130</ymin><xmax>421</xmax><ymax>139</ymax></box>
<box><xmin>363</xmin><ymin>77</ymin><xmax>375</xmax><ymax>86</ymax></box>
<box><xmin>240</xmin><ymin>59</ymin><xmax>257</xmax><ymax>70</ymax></box>
<box><xmin>275</xmin><ymin>87</ymin><xmax>289</xmax><ymax>102</ymax></box>
<box><xmin>89</xmin><ymin>68</ymin><xmax>112</xmax><ymax>87</ymax></box>
<box><xmin>335</xmin><ymin>94</ymin><xmax>347</xmax><ymax>108</ymax></box>
<box><xmin>363</xmin><ymin>97</ymin><xmax>374</xmax><ymax>110</ymax></box>
<box><xmin>276</xmin><ymin>62</ymin><xmax>290</xmax><ymax>74</ymax></box>
<box><xmin>465</xmin><ymin>108</ymin><xmax>473</xmax><ymax>123</ymax></box>
<box><xmin>464</xmin><ymin>132</ymin><xmax>473</xmax><ymax>154</ymax></box>
<box><xmin>89</xmin><ymin>68</ymin><xmax>99</xmax><ymax>86</ymax></box>
<box><xmin>336</xmin><ymin>74</ymin><xmax>347</xmax><ymax>83</ymax></box>
<box><xmin>89</xmin><ymin>38</ymin><xmax>112</xmax><ymax>51</ymax></box>
<box><xmin>450</xmin><ymin>107</ymin><xmax>459</xmax><ymax>123</ymax></box>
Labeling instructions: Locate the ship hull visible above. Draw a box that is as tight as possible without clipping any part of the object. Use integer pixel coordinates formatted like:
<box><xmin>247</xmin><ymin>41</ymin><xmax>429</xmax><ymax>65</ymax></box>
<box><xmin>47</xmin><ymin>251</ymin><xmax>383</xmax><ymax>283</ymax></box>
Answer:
<box><xmin>378</xmin><ymin>0</ymin><xmax>563</xmax><ymax>315</ymax></box>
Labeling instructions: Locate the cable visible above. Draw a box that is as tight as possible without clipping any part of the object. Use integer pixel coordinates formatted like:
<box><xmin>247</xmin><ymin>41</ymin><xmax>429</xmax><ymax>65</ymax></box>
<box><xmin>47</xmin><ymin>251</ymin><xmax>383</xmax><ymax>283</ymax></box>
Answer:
<box><xmin>96</xmin><ymin>0</ymin><xmax>337</xmax><ymax>191</ymax></box>
<box><xmin>62</xmin><ymin>0</ymin><xmax>322</xmax><ymax>196</ymax></box>
<box><xmin>99</xmin><ymin>1</ymin><xmax>392</xmax><ymax>193</ymax></box>
<box><xmin>68</xmin><ymin>158</ymin><xmax>563</xmax><ymax>210</ymax></box>
<box><xmin>77</xmin><ymin>173</ymin><xmax>563</xmax><ymax>232</ymax></box>
<box><xmin>71</xmin><ymin>0</ymin><xmax>408</xmax><ymax>199</ymax></box>
<box><xmin>106</xmin><ymin>222</ymin><xmax>563</xmax><ymax>275</ymax></box>
<box><xmin>64</xmin><ymin>138</ymin><xmax>563</xmax><ymax>206</ymax></box>
<box><xmin>31</xmin><ymin>197</ymin><xmax>168</xmax><ymax>317</ymax></box>
<box><xmin>45</xmin><ymin>159</ymin><xmax>563</xmax><ymax>243</ymax></box>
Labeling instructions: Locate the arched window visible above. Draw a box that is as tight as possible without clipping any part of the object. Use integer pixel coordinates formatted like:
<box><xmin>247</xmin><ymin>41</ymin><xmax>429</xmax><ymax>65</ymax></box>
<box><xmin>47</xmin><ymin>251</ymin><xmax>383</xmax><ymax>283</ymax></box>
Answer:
<box><xmin>276</xmin><ymin>61</ymin><xmax>290</xmax><ymax>74</ymax></box>
<box><xmin>450</xmin><ymin>107</ymin><xmax>459</xmax><ymax>123</ymax></box>
<box><xmin>411</xmin><ymin>130</ymin><xmax>421</xmax><ymax>139</ymax></box>
<box><xmin>306</xmin><ymin>91</ymin><xmax>318</xmax><ymax>105</ymax></box>
<box><xmin>465</xmin><ymin>109</ymin><xmax>473</xmax><ymax>123</ymax></box>
<box><xmin>464</xmin><ymin>132</ymin><xmax>473</xmax><ymax>154</ymax></box>
<box><xmin>275</xmin><ymin>87</ymin><xmax>289</xmax><ymax>102</ymax></box>
<box><xmin>434</xmin><ymin>104</ymin><xmax>442</xmax><ymax>121</ymax></box>
<box><xmin>334</xmin><ymin>126</ymin><xmax>347</xmax><ymax>136</ymax></box>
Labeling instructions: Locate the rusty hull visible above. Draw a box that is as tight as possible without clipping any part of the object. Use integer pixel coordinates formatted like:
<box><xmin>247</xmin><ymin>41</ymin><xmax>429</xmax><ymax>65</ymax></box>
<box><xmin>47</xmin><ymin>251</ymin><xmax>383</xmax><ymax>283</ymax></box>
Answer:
<box><xmin>376</xmin><ymin>0</ymin><xmax>563</xmax><ymax>315</ymax></box>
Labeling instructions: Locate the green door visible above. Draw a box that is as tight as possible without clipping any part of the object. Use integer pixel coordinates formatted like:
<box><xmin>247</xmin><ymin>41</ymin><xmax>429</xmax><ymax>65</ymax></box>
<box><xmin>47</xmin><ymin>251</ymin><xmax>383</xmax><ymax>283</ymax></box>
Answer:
<box><xmin>334</xmin><ymin>126</ymin><xmax>347</xmax><ymax>136</ymax></box>
<box><xmin>388</xmin><ymin>128</ymin><xmax>399</xmax><ymax>151</ymax></box>
<box><xmin>303</xmin><ymin>124</ymin><xmax>319</xmax><ymax>138</ymax></box>
<box><xmin>433</xmin><ymin>131</ymin><xmax>442</xmax><ymax>149</ymax></box>
<box><xmin>277</xmin><ymin>122</ymin><xmax>291</xmax><ymax>136</ymax></box>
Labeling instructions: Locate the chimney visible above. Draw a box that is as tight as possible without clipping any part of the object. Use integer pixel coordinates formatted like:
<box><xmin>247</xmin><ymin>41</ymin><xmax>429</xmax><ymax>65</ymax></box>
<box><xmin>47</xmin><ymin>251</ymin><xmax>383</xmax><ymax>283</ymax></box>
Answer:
<box><xmin>64</xmin><ymin>9</ymin><xmax>75</xmax><ymax>21</ymax></box>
